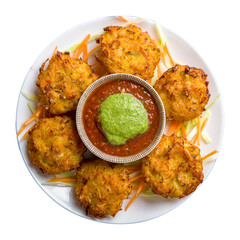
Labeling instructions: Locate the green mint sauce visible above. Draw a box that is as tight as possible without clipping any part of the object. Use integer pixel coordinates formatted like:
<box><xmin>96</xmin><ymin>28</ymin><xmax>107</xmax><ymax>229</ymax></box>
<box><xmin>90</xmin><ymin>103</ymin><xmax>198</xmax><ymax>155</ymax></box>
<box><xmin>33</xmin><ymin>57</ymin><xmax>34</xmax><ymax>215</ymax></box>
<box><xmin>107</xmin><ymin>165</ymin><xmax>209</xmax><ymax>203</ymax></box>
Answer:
<box><xmin>99</xmin><ymin>93</ymin><xmax>149</xmax><ymax>145</ymax></box>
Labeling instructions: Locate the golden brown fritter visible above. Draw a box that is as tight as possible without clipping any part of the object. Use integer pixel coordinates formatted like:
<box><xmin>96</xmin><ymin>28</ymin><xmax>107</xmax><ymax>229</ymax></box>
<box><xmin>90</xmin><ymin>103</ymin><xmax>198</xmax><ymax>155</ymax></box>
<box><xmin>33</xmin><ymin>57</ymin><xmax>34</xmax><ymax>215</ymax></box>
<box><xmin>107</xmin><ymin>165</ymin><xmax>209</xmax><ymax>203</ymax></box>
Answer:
<box><xmin>37</xmin><ymin>51</ymin><xmax>98</xmax><ymax>115</ymax></box>
<box><xmin>28</xmin><ymin>116</ymin><xmax>85</xmax><ymax>175</ymax></box>
<box><xmin>154</xmin><ymin>64</ymin><xmax>210</xmax><ymax>121</ymax></box>
<box><xmin>142</xmin><ymin>135</ymin><xmax>203</xmax><ymax>198</ymax></box>
<box><xmin>96</xmin><ymin>25</ymin><xmax>160</xmax><ymax>80</ymax></box>
<box><xmin>75</xmin><ymin>159</ymin><xmax>132</xmax><ymax>218</ymax></box>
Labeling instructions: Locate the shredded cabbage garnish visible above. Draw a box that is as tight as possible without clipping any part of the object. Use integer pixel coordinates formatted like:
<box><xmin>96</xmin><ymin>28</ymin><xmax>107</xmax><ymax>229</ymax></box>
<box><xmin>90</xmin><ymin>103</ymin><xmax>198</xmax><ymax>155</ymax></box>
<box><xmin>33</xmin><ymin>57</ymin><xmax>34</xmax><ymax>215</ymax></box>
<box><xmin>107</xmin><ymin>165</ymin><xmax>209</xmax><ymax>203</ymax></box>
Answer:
<box><xmin>42</xmin><ymin>181</ymin><xmax>75</xmax><ymax>187</ymax></box>
<box><xmin>201</xmin><ymin>130</ymin><xmax>212</xmax><ymax>144</ymax></box>
<box><xmin>27</xmin><ymin>102</ymin><xmax>35</xmax><ymax>114</ymax></box>
<box><xmin>151</xmin><ymin>67</ymin><xmax>158</xmax><ymax>86</ymax></box>
<box><xmin>206</xmin><ymin>94</ymin><xmax>220</xmax><ymax>110</ymax></box>
<box><xmin>186</xmin><ymin>110</ymin><xmax>211</xmax><ymax>141</ymax></box>
<box><xmin>88</xmin><ymin>31</ymin><xmax>107</xmax><ymax>43</ymax></box>
<box><xmin>21</xmin><ymin>91</ymin><xmax>38</xmax><ymax>102</ymax></box>
<box><xmin>155</xmin><ymin>23</ymin><xmax>173</xmax><ymax>69</ymax></box>
<box><xmin>64</xmin><ymin>43</ymin><xmax>80</xmax><ymax>53</ymax></box>
<box><xmin>55</xmin><ymin>170</ymin><xmax>75</xmax><ymax>178</ymax></box>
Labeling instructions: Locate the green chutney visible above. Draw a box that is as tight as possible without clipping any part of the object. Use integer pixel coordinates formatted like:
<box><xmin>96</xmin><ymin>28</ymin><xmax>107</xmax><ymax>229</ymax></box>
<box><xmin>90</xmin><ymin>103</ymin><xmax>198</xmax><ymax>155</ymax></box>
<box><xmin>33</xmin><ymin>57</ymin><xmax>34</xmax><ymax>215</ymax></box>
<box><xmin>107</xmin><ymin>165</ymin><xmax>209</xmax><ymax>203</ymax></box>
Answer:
<box><xmin>99</xmin><ymin>93</ymin><xmax>149</xmax><ymax>145</ymax></box>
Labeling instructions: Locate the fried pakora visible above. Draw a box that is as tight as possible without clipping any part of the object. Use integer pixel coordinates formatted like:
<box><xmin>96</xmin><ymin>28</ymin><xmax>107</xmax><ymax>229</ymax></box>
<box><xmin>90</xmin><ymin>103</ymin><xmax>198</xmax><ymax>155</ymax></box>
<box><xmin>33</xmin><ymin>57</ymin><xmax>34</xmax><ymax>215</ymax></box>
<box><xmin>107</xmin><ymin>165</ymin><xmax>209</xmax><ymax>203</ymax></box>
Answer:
<box><xmin>28</xmin><ymin>116</ymin><xmax>85</xmax><ymax>174</ymax></box>
<box><xmin>154</xmin><ymin>64</ymin><xmax>210</xmax><ymax>121</ymax></box>
<box><xmin>75</xmin><ymin>159</ymin><xmax>132</xmax><ymax>218</ymax></box>
<box><xmin>142</xmin><ymin>135</ymin><xmax>204</xmax><ymax>198</ymax></box>
<box><xmin>37</xmin><ymin>51</ymin><xmax>98</xmax><ymax>115</ymax></box>
<box><xmin>96</xmin><ymin>25</ymin><xmax>160</xmax><ymax>80</ymax></box>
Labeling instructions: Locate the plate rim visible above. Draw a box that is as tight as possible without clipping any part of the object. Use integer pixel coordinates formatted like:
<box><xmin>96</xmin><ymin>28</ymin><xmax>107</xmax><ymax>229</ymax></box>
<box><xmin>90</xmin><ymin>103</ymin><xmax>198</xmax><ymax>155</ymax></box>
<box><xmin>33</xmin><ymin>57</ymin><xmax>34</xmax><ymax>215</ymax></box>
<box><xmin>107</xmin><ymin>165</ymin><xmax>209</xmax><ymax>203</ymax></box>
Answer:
<box><xmin>15</xmin><ymin>15</ymin><xmax>225</xmax><ymax>224</ymax></box>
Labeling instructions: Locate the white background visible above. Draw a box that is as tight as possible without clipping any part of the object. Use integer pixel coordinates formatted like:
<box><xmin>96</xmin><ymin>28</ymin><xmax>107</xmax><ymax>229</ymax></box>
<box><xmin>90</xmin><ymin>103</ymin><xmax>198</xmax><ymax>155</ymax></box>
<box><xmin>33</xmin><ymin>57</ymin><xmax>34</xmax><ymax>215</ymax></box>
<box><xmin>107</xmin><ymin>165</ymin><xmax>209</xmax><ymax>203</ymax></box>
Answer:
<box><xmin>1</xmin><ymin>0</ymin><xmax>239</xmax><ymax>239</ymax></box>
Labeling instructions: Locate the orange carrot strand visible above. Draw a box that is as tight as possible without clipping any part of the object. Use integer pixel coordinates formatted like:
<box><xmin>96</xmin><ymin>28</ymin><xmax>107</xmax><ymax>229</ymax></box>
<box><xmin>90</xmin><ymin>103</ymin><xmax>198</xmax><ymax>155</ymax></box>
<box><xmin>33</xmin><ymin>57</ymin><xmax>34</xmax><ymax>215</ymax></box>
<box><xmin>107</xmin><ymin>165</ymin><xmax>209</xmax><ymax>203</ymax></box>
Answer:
<box><xmin>72</xmin><ymin>45</ymin><xmax>84</xmax><ymax>59</ymax></box>
<box><xmin>147</xmin><ymin>78</ymin><xmax>152</xmax><ymax>84</ymax></box>
<box><xmin>118</xmin><ymin>16</ymin><xmax>128</xmax><ymax>22</ymax></box>
<box><xmin>202</xmin><ymin>150</ymin><xmax>218</xmax><ymax>161</ymax></box>
<box><xmin>52</xmin><ymin>46</ymin><xmax>58</xmax><ymax>56</ymax></box>
<box><xmin>131</xmin><ymin>173</ymin><xmax>143</xmax><ymax>182</ymax></box>
<box><xmin>20</xmin><ymin>124</ymin><xmax>35</xmax><ymax>142</ymax></box>
<box><xmin>17</xmin><ymin>107</ymin><xmax>43</xmax><ymax>137</ymax></box>
<box><xmin>83</xmin><ymin>43</ymin><xmax>88</xmax><ymax>59</ymax></box>
<box><xmin>132</xmin><ymin>182</ymin><xmax>143</xmax><ymax>191</ymax></box>
<box><xmin>200</xmin><ymin>117</ymin><xmax>209</xmax><ymax>132</ymax></box>
<box><xmin>91</xmin><ymin>62</ymin><xmax>99</xmax><ymax>68</ymax></box>
<box><xmin>180</xmin><ymin>122</ymin><xmax>187</xmax><ymax>138</ymax></box>
<box><xmin>197</xmin><ymin>116</ymin><xmax>201</xmax><ymax>145</ymax></box>
<box><xmin>125</xmin><ymin>183</ymin><xmax>146</xmax><ymax>211</ymax></box>
<box><xmin>165</xmin><ymin>43</ymin><xmax>175</xmax><ymax>67</ymax></box>
<box><xmin>193</xmin><ymin>117</ymin><xmax>201</xmax><ymax>145</ymax></box>
<box><xmin>167</xmin><ymin>120</ymin><xmax>179</xmax><ymax>135</ymax></box>
<box><xmin>127</xmin><ymin>166</ymin><xmax>141</xmax><ymax>174</ymax></box>
<box><xmin>83</xmin><ymin>45</ymin><xmax>101</xmax><ymax>61</ymax></box>
<box><xmin>46</xmin><ymin>177</ymin><xmax>76</xmax><ymax>183</ymax></box>
<box><xmin>72</xmin><ymin>34</ymin><xmax>91</xmax><ymax>58</ymax></box>
<box><xmin>175</xmin><ymin>123</ymin><xmax>182</xmax><ymax>135</ymax></box>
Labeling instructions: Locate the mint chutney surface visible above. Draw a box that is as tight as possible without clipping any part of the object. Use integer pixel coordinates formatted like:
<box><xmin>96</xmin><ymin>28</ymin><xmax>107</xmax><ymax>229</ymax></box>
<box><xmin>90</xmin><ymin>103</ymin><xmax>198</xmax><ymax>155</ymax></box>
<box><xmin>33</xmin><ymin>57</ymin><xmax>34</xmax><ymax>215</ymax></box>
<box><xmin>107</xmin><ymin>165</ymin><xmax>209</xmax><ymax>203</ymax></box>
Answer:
<box><xmin>82</xmin><ymin>79</ymin><xmax>160</xmax><ymax>157</ymax></box>
<box><xmin>99</xmin><ymin>94</ymin><xmax>149</xmax><ymax>145</ymax></box>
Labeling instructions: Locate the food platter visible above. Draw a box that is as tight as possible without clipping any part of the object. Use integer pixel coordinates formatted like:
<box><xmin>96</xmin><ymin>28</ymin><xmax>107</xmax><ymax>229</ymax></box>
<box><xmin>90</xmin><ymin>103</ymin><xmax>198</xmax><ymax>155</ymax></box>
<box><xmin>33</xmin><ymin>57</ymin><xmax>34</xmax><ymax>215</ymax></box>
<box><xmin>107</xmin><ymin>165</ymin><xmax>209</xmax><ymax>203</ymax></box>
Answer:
<box><xmin>16</xmin><ymin>16</ymin><xmax>224</xmax><ymax>224</ymax></box>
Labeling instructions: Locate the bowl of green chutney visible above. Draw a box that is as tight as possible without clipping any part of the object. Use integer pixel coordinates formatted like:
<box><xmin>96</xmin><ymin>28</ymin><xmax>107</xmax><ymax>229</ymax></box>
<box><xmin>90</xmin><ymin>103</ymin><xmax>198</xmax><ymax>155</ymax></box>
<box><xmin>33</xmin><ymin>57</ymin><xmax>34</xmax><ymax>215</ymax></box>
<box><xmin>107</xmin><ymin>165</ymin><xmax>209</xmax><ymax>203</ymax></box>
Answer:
<box><xmin>76</xmin><ymin>73</ymin><xmax>166</xmax><ymax>164</ymax></box>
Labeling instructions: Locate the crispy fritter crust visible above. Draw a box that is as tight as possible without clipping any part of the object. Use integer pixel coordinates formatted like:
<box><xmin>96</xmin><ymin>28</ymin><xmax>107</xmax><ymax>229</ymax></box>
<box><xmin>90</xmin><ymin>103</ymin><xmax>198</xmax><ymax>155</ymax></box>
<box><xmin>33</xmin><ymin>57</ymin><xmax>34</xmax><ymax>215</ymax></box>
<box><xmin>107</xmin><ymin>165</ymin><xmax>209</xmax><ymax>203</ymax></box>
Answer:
<box><xmin>96</xmin><ymin>25</ymin><xmax>160</xmax><ymax>80</ymax></box>
<box><xmin>75</xmin><ymin>159</ymin><xmax>132</xmax><ymax>218</ymax></box>
<box><xmin>37</xmin><ymin>51</ymin><xmax>98</xmax><ymax>115</ymax></box>
<box><xmin>28</xmin><ymin>116</ymin><xmax>85</xmax><ymax>174</ymax></box>
<box><xmin>142</xmin><ymin>135</ymin><xmax>203</xmax><ymax>198</ymax></box>
<box><xmin>154</xmin><ymin>64</ymin><xmax>210</xmax><ymax>121</ymax></box>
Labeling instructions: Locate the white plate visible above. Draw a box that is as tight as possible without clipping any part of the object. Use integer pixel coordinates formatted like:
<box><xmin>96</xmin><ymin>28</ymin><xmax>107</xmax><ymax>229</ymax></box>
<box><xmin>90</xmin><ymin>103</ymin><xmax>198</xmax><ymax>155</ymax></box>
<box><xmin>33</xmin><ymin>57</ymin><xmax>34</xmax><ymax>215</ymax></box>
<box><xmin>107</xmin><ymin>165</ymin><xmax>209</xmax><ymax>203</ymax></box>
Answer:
<box><xmin>16</xmin><ymin>16</ymin><xmax>224</xmax><ymax>224</ymax></box>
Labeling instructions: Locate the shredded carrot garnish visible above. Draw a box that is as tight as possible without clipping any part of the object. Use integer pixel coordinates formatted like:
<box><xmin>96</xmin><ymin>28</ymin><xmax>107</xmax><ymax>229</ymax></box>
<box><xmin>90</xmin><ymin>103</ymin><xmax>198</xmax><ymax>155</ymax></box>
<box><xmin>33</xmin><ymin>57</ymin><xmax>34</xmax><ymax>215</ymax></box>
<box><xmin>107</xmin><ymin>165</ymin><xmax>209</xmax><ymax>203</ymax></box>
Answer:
<box><xmin>73</xmin><ymin>45</ymin><xmax>84</xmax><ymax>59</ymax></box>
<box><xmin>20</xmin><ymin>124</ymin><xmax>35</xmax><ymax>142</ymax></box>
<box><xmin>164</xmin><ymin>43</ymin><xmax>175</xmax><ymax>67</ymax></box>
<box><xmin>17</xmin><ymin>107</ymin><xmax>43</xmax><ymax>137</ymax></box>
<box><xmin>202</xmin><ymin>150</ymin><xmax>218</xmax><ymax>161</ymax></box>
<box><xmin>125</xmin><ymin>182</ymin><xmax>146</xmax><ymax>211</ymax></box>
<box><xmin>175</xmin><ymin>123</ymin><xmax>182</xmax><ymax>136</ymax></box>
<box><xmin>147</xmin><ymin>78</ymin><xmax>152</xmax><ymax>84</ymax></box>
<box><xmin>192</xmin><ymin>116</ymin><xmax>209</xmax><ymax>144</ymax></box>
<box><xmin>132</xmin><ymin>182</ymin><xmax>142</xmax><ymax>190</ymax></box>
<box><xmin>126</xmin><ymin>166</ymin><xmax>141</xmax><ymax>174</ymax></box>
<box><xmin>167</xmin><ymin>121</ymin><xmax>183</xmax><ymax>136</ymax></box>
<box><xmin>193</xmin><ymin>117</ymin><xmax>201</xmax><ymax>145</ymax></box>
<box><xmin>52</xmin><ymin>46</ymin><xmax>58</xmax><ymax>56</ymax></box>
<box><xmin>72</xmin><ymin>34</ymin><xmax>91</xmax><ymax>59</ymax></box>
<box><xmin>83</xmin><ymin>43</ymin><xmax>88</xmax><ymax>59</ymax></box>
<box><xmin>180</xmin><ymin>122</ymin><xmax>187</xmax><ymax>138</ymax></box>
<box><xmin>46</xmin><ymin>177</ymin><xmax>76</xmax><ymax>183</ymax></box>
<box><xmin>197</xmin><ymin>116</ymin><xmax>201</xmax><ymax>145</ymax></box>
<box><xmin>131</xmin><ymin>173</ymin><xmax>143</xmax><ymax>182</ymax></box>
<box><xmin>84</xmin><ymin>45</ymin><xmax>101</xmax><ymax>62</ymax></box>
<box><xmin>193</xmin><ymin>118</ymin><xmax>208</xmax><ymax>145</ymax></box>
<box><xmin>118</xmin><ymin>16</ymin><xmax>128</xmax><ymax>22</ymax></box>
<box><xmin>91</xmin><ymin>62</ymin><xmax>99</xmax><ymax>68</ymax></box>
<box><xmin>167</xmin><ymin>120</ymin><xmax>179</xmax><ymax>135</ymax></box>
<box><xmin>200</xmin><ymin>117</ymin><xmax>208</xmax><ymax>132</ymax></box>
